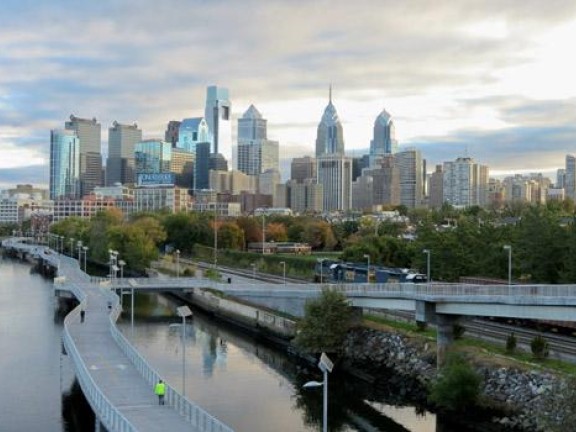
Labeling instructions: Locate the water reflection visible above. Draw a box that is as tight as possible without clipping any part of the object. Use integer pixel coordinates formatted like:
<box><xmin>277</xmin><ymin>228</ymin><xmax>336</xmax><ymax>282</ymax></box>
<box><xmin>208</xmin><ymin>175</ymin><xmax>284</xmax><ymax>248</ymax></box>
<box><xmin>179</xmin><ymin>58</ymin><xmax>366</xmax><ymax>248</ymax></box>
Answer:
<box><xmin>120</xmin><ymin>293</ymin><xmax>446</xmax><ymax>432</ymax></box>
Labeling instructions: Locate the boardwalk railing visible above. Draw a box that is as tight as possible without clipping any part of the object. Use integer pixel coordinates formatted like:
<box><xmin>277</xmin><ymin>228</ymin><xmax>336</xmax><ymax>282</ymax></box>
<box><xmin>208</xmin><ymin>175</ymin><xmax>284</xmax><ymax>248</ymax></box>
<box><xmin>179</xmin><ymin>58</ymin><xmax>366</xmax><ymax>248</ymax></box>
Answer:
<box><xmin>106</xmin><ymin>290</ymin><xmax>234</xmax><ymax>432</ymax></box>
<box><xmin>61</xmin><ymin>284</ymin><xmax>136</xmax><ymax>432</ymax></box>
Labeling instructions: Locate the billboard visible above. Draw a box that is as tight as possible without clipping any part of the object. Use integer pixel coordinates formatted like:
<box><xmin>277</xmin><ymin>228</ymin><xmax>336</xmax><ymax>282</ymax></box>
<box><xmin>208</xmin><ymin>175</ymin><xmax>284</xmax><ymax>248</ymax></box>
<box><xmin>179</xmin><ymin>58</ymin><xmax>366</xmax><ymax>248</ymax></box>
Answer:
<box><xmin>136</xmin><ymin>172</ymin><xmax>175</xmax><ymax>186</ymax></box>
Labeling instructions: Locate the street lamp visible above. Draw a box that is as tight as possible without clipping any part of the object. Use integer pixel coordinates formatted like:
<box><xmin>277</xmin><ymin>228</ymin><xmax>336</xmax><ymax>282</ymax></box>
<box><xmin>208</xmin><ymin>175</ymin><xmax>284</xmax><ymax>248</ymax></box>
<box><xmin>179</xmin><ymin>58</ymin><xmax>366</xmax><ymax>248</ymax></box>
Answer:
<box><xmin>303</xmin><ymin>352</ymin><xmax>333</xmax><ymax>432</ymax></box>
<box><xmin>77</xmin><ymin>240</ymin><xmax>82</xmax><ymax>261</ymax></box>
<box><xmin>118</xmin><ymin>259</ymin><xmax>126</xmax><ymax>282</ymax></box>
<box><xmin>363</xmin><ymin>254</ymin><xmax>370</xmax><ymax>282</ymax></box>
<box><xmin>262</xmin><ymin>213</ymin><xmax>266</xmax><ymax>255</ymax></box>
<box><xmin>319</xmin><ymin>259</ymin><xmax>325</xmax><ymax>284</ymax></box>
<box><xmin>82</xmin><ymin>246</ymin><xmax>88</xmax><ymax>272</ymax></box>
<box><xmin>423</xmin><ymin>249</ymin><xmax>431</xmax><ymax>284</ymax></box>
<box><xmin>176</xmin><ymin>305</ymin><xmax>193</xmax><ymax>397</ymax></box>
<box><xmin>280</xmin><ymin>261</ymin><xmax>286</xmax><ymax>284</ymax></box>
<box><xmin>503</xmin><ymin>245</ymin><xmax>512</xmax><ymax>287</ymax></box>
<box><xmin>213</xmin><ymin>200</ymin><xmax>218</xmax><ymax>269</ymax></box>
<box><xmin>69</xmin><ymin>238</ymin><xmax>75</xmax><ymax>257</ymax></box>
<box><xmin>109</xmin><ymin>250</ymin><xmax>118</xmax><ymax>281</ymax></box>
<box><xmin>251</xmin><ymin>263</ymin><xmax>256</xmax><ymax>280</ymax></box>
<box><xmin>175</xmin><ymin>249</ymin><xmax>180</xmax><ymax>278</ymax></box>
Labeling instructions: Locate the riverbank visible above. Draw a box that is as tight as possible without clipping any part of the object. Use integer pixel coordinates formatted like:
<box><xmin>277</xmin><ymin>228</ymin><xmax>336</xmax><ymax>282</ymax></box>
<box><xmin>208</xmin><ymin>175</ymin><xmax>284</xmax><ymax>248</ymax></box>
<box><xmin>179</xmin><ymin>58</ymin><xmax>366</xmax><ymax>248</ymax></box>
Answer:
<box><xmin>168</xmin><ymin>278</ymin><xmax>571</xmax><ymax>432</ymax></box>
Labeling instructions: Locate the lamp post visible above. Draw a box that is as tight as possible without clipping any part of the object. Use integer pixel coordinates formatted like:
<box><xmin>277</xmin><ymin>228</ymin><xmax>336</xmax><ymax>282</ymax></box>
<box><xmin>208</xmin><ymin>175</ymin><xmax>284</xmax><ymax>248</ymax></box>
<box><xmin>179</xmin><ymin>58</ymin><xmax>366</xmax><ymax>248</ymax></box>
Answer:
<box><xmin>69</xmin><ymin>238</ymin><xmax>75</xmax><ymax>257</ymax></box>
<box><xmin>175</xmin><ymin>249</ymin><xmax>180</xmax><ymax>278</ymax></box>
<box><xmin>109</xmin><ymin>250</ymin><xmax>118</xmax><ymax>281</ymax></box>
<box><xmin>280</xmin><ymin>261</ymin><xmax>286</xmax><ymax>284</ymax></box>
<box><xmin>251</xmin><ymin>263</ymin><xmax>256</xmax><ymax>280</ymax></box>
<box><xmin>77</xmin><ymin>240</ymin><xmax>82</xmax><ymax>261</ymax></box>
<box><xmin>503</xmin><ymin>245</ymin><xmax>512</xmax><ymax>287</ymax></box>
<box><xmin>262</xmin><ymin>213</ymin><xmax>266</xmax><ymax>255</ymax></box>
<box><xmin>319</xmin><ymin>259</ymin><xmax>325</xmax><ymax>284</ymax></box>
<box><xmin>423</xmin><ymin>249</ymin><xmax>431</xmax><ymax>284</ymax></box>
<box><xmin>176</xmin><ymin>305</ymin><xmax>193</xmax><ymax>397</ymax></box>
<box><xmin>82</xmin><ymin>246</ymin><xmax>88</xmax><ymax>272</ymax></box>
<box><xmin>213</xmin><ymin>200</ymin><xmax>218</xmax><ymax>269</ymax></box>
<box><xmin>363</xmin><ymin>254</ymin><xmax>370</xmax><ymax>282</ymax></box>
<box><xmin>303</xmin><ymin>353</ymin><xmax>333</xmax><ymax>432</ymax></box>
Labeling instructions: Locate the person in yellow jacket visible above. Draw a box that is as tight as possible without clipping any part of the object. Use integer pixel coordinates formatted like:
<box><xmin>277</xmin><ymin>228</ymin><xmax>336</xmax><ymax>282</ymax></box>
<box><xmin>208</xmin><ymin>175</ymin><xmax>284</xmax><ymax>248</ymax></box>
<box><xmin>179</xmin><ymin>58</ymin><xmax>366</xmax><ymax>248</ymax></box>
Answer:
<box><xmin>154</xmin><ymin>379</ymin><xmax>166</xmax><ymax>405</ymax></box>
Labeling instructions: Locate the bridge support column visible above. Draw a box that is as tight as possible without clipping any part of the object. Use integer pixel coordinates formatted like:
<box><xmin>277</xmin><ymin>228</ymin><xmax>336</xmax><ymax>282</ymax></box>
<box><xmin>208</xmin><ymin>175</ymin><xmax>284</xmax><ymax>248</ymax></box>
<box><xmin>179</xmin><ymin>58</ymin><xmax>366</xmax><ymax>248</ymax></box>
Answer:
<box><xmin>415</xmin><ymin>300</ymin><xmax>435</xmax><ymax>330</ymax></box>
<box><xmin>94</xmin><ymin>418</ymin><xmax>102</xmax><ymax>432</ymax></box>
<box><xmin>436</xmin><ymin>314</ymin><xmax>459</xmax><ymax>368</ymax></box>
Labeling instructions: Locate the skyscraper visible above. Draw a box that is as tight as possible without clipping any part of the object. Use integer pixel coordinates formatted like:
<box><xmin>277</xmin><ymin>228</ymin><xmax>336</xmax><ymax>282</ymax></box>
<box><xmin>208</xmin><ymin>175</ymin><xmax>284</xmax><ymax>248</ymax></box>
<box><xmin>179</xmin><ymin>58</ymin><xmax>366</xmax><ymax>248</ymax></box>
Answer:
<box><xmin>315</xmin><ymin>88</ymin><xmax>350</xmax><ymax>211</ymax></box>
<box><xmin>194</xmin><ymin>142</ymin><xmax>211</xmax><ymax>190</ymax></box>
<box><xmin>107</xmin><ymin>121</ymin><xmax>142</xmax><ymax>186</ymax></box>
<box><xmin>178</xmin><ymin>118</ymin><xmax>210</xmax><ymax>154</ymax></box>
<box><xmin>565</xmin><ymin>155</ymin><xmax>576</xmax><ymax>201</ymax></box>
<box><xmin>291</xmin><ymin>156</ymin><xmax>316</xmax><ymax>182</ymax></box>
<box><xmin>315</xmin><ymin>86</ymin><xmax>344</xmax><ymax>156</ymax></box>
<box><xmin>395</xmin><ymin>149</ymin><xmax>424</xmax><ymax>208</ymax></box>
<box><xmin>204</xmin><ymin>85</ymin><xmax>232</xmax><ymax>164</ymax></box>
<box><xmin>237</xmin><ymin>105</ymin><xmax>279</xmax><ymax>175</ymax></box>
<box><xmin>65</xmin><ymin>115</ymin><xmax>102</xmax><ymax>196</ymax></box>
<box><xmin>134</xmin><ymin>140</ymin><xmax>172</xmax><ymax>176</ymax></box>
<box><xmin>370</xmin><ymin>109</ymin><xmax>398</xmax><ymax>167</ymax></box>
<box><xmin>50</xmin><ymin>129</ymin><xmax>80</xmax><ymax>200</ymax></box>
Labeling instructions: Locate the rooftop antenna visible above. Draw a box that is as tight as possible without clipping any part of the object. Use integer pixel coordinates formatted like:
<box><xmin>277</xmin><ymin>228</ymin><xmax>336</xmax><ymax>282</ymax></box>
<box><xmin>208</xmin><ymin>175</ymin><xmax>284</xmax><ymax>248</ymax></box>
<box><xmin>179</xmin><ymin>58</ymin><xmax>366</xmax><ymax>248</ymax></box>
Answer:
<box><xmin>329</xmin><ymin>83</ymin><xmax>332</xmax><ymax>103</ymax></box>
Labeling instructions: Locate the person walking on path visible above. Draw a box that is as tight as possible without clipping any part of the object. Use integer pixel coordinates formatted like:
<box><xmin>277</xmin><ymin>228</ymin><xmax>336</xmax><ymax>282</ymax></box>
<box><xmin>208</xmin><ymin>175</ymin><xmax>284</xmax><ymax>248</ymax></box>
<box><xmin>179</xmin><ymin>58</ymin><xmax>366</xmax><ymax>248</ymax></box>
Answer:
<box><xmin>155</xmin><ymin>379</ymin><xmax>166</xmax><ymax>405</ymax></box>
<box><xmin>80</xmin><ymin>308</ymin><xmax>85</xmax><ymax>323</ymax></box>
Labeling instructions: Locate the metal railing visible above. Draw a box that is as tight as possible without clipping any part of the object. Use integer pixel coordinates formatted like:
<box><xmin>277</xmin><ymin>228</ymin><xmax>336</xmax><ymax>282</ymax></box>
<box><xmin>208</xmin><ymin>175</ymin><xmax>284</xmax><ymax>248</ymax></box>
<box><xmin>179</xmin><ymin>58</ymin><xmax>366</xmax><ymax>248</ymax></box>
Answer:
<box><xmin>62</xmin><ymin>287</ymin><xmax>136</xmax><ymax>432</ymax></box>
<box><xmin>108</xmin><ymin>295</ymin><xmax>234</xmax><ymax>432</ymax></box>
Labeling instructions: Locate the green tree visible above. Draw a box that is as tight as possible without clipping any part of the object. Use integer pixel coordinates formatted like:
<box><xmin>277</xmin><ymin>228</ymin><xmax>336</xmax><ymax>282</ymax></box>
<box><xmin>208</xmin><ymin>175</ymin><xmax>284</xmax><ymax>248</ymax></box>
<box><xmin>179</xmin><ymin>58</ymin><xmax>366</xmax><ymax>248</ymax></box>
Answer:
<box><xmin>218</xmin><ymin>222</ymin><xmax>244</xmax><ymax>250</ymax></box>
<box><xmin>429</xmin><ymin>353</ymin><xmax>481</xmax><ymax>411</ymax></box>
<box><xmin>294</xmin><ymin>289</ymin><xmax>353</xmax><ymax>354</ymax></box>
<box><xmin>302</xmin><ymin>221</ymin><xmax>337</xmax><ymax>251</ymax></box>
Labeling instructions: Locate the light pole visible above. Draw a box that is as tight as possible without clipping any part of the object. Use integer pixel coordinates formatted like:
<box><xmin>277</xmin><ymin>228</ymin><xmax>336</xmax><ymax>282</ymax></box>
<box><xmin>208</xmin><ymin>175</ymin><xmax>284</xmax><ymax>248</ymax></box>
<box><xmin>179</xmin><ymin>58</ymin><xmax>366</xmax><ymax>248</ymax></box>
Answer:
<box><xmin>262</xmin><ymin>213</ymin><xmax>266</xmax><ymax>255</ymax></box>
<box><xmin>213</xmin><ymin>200</ymin><xmax>218</xmax><ymax>269</ymax></box>
<box><xmin>69</xmin><ymin>238</ymin><xmax>75</xmax><ymax>257</ymax></box>
<box><xmin>118</xmin><ymin>260</ymin><xmax>125</xmax><ymax>282</ymax></box>
<box><xmin>109</xmin><ymin>250</ymin><xmax>118</xmax><ymax>281</ymax></box>
<box><xmin>175</xmin><ymin>249</ymin><xmax>180</xmax><ymax>278</ymax></box>
<box><xmin>176</xmin><ymin>305</ymin><xmax>193</xmax><ymax>397</ymax></box>
<box><xmin>303</xmin><ymin>353</ymin><xmax>333</xmax><ymax>432</ymax></box>
<box><xmin>280</xmin><ymin>261</ymin><xmax>286</xmax><ymax>284</ymax></box>
<box><xmin>251</xmin><ymin>263</ymin><xmax>256</xmax><ymax>280</ymax></box>
<box><xmin>423</xmin><ymin>249</ymin><xmax>431</xmax><ymax>284</ymax></box>
<box><xmin>363</xmin><ymin>254</ymin><xmax>370</xmax><ymax>282</ymax></box>
<box><xmin>319</xmin><ymin>259</ymin><xmax>325</xmax><ymax>284</ymax></box>
<box><xmin>503</xmin><ymin>245</ymin><xmax>512</xmax><ymax>287</ymax></box>
<box><xmin>77</xmin><ymin>240</ymin><xmax>82</xmax><ymax>261</ymax></box>
<box><xmin>82</xmin><ymin>246</ymin><xmax>88</xmax><ymax>272</ymax></box>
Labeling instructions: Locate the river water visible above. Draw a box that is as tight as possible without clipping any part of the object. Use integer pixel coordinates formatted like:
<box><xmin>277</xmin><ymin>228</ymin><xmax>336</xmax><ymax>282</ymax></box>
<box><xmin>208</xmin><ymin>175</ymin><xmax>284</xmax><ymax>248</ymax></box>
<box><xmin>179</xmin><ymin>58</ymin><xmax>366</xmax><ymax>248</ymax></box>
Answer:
<box><xmin>0</xmin><ymin>255</ymin><xmax>492</xmax><ymax>432</ymax></box>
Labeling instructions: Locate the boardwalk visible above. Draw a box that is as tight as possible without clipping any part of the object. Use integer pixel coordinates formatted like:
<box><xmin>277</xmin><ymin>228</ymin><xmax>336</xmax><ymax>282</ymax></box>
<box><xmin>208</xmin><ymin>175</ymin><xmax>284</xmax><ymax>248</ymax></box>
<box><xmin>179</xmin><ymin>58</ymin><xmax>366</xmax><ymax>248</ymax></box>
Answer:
<box><xmin>3</xmin><ymin>239</ymin><xmax>233</xmax><ymax>432</ymax></box>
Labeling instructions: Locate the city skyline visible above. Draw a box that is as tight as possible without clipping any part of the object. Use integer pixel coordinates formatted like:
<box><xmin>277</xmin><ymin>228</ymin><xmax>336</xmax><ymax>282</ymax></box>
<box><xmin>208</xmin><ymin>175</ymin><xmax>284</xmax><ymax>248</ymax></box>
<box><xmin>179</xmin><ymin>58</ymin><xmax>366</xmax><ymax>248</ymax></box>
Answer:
<box><xmin>2</xmin><ymin>1</ymin><xmax>576</xmax><ymax>188</ymax></box>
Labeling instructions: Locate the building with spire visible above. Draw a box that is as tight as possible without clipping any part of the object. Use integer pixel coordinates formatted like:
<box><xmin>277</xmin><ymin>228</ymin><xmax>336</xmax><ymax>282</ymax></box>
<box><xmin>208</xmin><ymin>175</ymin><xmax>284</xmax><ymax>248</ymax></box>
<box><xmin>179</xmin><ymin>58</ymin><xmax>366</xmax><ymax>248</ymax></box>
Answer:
<box><xmin>315</xmin><ymin>86</ymin><xmax>344</xmax><ymax>156</ymax></box>
<box><xmin>315</xmin><ymin>87</ymin><xmax>351</xmax><ymax>211</ymax></box>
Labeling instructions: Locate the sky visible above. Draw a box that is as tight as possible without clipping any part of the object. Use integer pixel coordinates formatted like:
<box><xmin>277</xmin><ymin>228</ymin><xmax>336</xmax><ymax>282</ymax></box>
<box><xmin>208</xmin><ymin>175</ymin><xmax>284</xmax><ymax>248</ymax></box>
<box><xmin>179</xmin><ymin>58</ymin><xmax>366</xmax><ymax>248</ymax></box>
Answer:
<box><xmin>2</xmin><ymin>0</ymin><xmax>576</xmax><ymax>188</ymax></box>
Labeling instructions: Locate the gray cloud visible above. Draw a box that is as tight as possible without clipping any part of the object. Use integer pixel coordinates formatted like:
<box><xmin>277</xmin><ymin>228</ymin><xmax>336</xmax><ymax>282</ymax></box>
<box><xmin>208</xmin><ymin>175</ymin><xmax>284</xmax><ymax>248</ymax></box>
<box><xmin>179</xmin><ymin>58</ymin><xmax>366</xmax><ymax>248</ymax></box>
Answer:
<box><xmin>1</xmin><ymin>0</ymin><xmax>576</xmax><ymax>187</ymax></box>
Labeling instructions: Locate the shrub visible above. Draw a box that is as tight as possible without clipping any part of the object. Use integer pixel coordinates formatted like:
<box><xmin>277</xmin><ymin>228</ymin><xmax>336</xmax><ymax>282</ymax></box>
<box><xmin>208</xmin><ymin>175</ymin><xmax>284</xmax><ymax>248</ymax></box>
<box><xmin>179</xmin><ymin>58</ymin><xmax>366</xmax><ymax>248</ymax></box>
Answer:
<box><xmin>506</xmin><ymin>332</ymin><xmax>517</xmax><ymax>353</ymax></box>
<box><xmin>531</xmin><ymin>335</ymin><xmax>549</xmax><ymax>359</ymax></box>
<box><xmin>429</xmin><ymin>353</ymin><xmax>481</xmax><ymax>411</ymax></box>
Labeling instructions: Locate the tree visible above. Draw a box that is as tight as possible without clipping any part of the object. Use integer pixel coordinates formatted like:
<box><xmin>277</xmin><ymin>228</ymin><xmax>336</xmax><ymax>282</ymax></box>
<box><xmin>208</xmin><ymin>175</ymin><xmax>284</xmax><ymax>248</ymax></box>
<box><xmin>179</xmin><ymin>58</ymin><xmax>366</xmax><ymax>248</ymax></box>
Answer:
<box><xmin>266</xmin><ymin>222</ymin><xmax>288</xmax><ymax>242</ymax></box>
<box><xmin>293</xmin><ymin>289</ymin><xmax>353</xmax><ymax>354</ymax></box>
<box><xmin>218</xmin><ymin>222</ymin><xmax>244</xmax><ymax>250</ymax></box>
<box><xmin>531</xmin><ymin>335</ymin><xmax>549</xmax><ymax>359</ymax></box>
<box><xmin>302</xmin><ymin>221</ymin><xmax>337</xmax><ymax>251</ymax></box>
<box><xmin>429</xmin><ymin>353</ymin><xmax>481</xmax><ymax>411</ymax></box>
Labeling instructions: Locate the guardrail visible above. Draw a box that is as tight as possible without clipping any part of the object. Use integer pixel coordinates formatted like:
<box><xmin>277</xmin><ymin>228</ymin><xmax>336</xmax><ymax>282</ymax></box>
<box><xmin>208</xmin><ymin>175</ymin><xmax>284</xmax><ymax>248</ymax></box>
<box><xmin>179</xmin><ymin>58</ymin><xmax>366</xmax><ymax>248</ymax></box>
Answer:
<box><xmin>61</xmin><ymin>284</ymin><xmax>136</xmax><ymax>432</ymax></box>
<box><xmin>108</xmin><ymin>295</ymin><xmax>234</xmax><ymax>432</ymax></box>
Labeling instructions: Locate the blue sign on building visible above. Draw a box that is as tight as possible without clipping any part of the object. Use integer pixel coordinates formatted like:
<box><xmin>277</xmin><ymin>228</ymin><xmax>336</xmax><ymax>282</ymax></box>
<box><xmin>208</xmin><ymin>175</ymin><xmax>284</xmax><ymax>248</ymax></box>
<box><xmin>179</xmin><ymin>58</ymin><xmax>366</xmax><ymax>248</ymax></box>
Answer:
<box><xmin>136</xmin><ymin>173</ymin><xmax>175</xmax><ymax>186</ymax></box>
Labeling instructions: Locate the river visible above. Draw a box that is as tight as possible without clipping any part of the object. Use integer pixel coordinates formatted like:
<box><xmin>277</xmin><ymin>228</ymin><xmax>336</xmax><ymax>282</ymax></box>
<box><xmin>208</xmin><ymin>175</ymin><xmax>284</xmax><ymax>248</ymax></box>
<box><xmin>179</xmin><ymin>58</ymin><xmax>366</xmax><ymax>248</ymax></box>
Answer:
<box><xmin>0</xmin><ymin>255</ymin><xmax>493</xmax><ymax>431</ymax></box>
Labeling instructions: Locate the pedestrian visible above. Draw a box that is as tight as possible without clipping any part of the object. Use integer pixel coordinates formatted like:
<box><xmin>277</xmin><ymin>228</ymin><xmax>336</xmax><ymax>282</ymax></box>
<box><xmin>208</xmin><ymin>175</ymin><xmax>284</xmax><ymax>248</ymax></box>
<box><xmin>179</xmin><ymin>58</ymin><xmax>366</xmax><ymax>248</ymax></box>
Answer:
<box><xmin>80</xmin><ymin>308</ymin><xmax>85</xmax><ymax>323</ymax></box>
<box><xmin>154</xmin><ymin>379</ymin><xmax>166</xmax><ymax>405</ymax></box>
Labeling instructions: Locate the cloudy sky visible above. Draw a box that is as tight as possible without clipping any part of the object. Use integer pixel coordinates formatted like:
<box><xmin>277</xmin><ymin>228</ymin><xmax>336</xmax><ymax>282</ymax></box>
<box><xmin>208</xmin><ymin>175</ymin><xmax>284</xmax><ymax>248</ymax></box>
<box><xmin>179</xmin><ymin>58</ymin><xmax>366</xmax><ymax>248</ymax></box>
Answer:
<box><xmin>2</xmin><ymin>0</ymin><xmax>576</xmax><ymax>188</ymax></box>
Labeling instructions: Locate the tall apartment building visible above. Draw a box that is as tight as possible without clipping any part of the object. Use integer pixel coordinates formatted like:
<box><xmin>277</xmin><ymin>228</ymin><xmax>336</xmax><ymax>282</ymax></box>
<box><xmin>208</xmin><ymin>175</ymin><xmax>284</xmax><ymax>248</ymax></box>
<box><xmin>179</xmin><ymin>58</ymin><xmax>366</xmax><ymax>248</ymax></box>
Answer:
<box><xmin>178</xmin><ymin>118</ymin><xmax>210</xmax><ymax>154</ymax></box>
<box><xmin>237</xmin><ymin>105</ymin><xmax>279</xmax><ymax>176</ymax></box>
<box><xmin>258</xmin><ymin>168</ymin><xmax>281</xmax><ymax>196</ymax></box>
<box><xmin>49</xmin><ymin>129</ymin><xmax>80</xmax><ymax>200</ymax></box>
<box><xmin>366</xmin><ymin>155</ymin><xmax>401</xmax><ymax>208</ymax></box>
<box><xmin>205</xmin><ymin>85</ymin><xmax>232</xmax><ymax>163</ymax></box>
<box><xmin>428</xmin><ymin>165</ymin><xmax>444</xmax><ymax>208</ymax></box>
<box><xmin>565</xmin><ymin>155</ymin><xmax>576</xmax><ymax>201</ymax></box>
<box><xmin>369</xmin><ymin>109</ymin><xmax>397</xmax><ymax>167</ymax></box>
<box><xmin>395</xmin><ymin>149</ymin><xmax>424</xmax><ymax>208</ymax></box>
<box><xmin>442</xmin><ymin>157</ymin><xmax>489</xmax><ymax>207</ymax></box>
<box><xmin>107</xmin><ymin>121</ymin><xmax>142</xmax><ymax>186</ymax></box>
<box><xmin>65</xmin><ymin>115</ymin><xmax>102</xmax><ymax>196</ymax></box>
